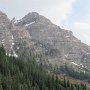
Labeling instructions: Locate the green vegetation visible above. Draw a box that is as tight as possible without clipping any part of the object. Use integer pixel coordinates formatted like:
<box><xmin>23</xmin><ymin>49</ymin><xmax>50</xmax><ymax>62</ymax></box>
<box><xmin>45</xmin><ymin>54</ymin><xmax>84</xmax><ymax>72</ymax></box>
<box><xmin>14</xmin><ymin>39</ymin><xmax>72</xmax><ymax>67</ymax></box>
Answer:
<box><xmin>0</xmin><ymin>45</ymin><xmax>89</xmax><ymax>90</ymax></box>
<box><xmin>59</xmin><ymin>64</ymin><xmax>90</xmax><ymax>83</ymax></box>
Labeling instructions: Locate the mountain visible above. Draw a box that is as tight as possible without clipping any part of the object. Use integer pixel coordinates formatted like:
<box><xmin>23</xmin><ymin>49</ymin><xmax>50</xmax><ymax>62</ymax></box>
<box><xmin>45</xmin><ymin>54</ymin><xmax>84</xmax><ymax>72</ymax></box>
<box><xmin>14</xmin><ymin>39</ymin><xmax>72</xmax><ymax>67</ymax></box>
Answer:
<box><xmin>15</xmin><ymin>12</ymin><xmax>90</xmax><ymax>68</ymax></box>
<box><xmin>0</xmin><ymin>11</ymin><xmax>90</xmax><ymax>70</ymax></box>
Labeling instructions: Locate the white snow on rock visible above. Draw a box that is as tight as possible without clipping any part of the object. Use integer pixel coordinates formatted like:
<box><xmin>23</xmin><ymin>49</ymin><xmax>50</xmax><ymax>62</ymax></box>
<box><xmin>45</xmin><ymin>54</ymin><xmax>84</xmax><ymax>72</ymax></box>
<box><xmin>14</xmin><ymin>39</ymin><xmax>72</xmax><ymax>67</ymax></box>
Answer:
<box><xmin>86</xmin><ymin>53</ymin><xmax>90</xmax><ymax>55</ymax></box>
<box><xmin>64</xmin><ymin>54</ymin><xmax>68</xmax><ymax>58</ymax></box>
<box><xmin>12</xmin><ymin>42</ymin><xmax>15</xmax><ymax>45</ymax></box>
<box><xmin>25</xmin><ymin>21</ymin><xmax>35</xmax><ymax>27</ymax></box>
<box><xmin>9</xmin><ymin>53</ymin><xmax>11</xmax><ymax>57</ymax></box>
<box><xmin>79</xmin><ymin>63</ymin><xmax>84</xmax><ymax>68</ymax></box>
<box><xmin>1</xmin><ymin>39</ymin><xmax>4</xmax><ymax>44</ymax></box>
<box><xmin>17</xmin><ymin>47</ymin><xmax>20</xmax><ymax>50</ymax></box>
<box><xmin>14</xmin><ymin>20</ymin><xmax>22</xmax><ymax>24</ymax></box>
<box><xmin>40</xmin><ymin>44</ymin><xmax>42</xmax><ymax>47</ymax></box>
<box><xmin>65</xmin><ymin>36</ymin><xmax>70</xmax><ymax>38</ymax></box>
<box><xmin>6</xmin><ymin>53</ymin><xmax>7</xmax><ymax>56</ymax></box>
<box><xmin>11</xmin><ymin>45</ymin><xmax>13</xmax><ymax>49</ymax></box>
<box><xmin>12</xmin><ymin>35</ymin><xmax>14</xmax><ymax>40</ymax></box>
<box><xmin>12</xmin><ymin>51</ymin><xmax>18</xmax><ymax>58</ymax></box>
<box><xmin>13</xmin><ymin>53</ymin><xmax>18</xmax><ymax>58</ymax></box>
<box><xmin>8</xmin><ymin>51</ymin><xmax>18</xmax><ymax>58</ymax></box>
<box><xmin>71</xmin><ymin>62</ymin><xmax>79</xmax><ymax>66</ymax></box>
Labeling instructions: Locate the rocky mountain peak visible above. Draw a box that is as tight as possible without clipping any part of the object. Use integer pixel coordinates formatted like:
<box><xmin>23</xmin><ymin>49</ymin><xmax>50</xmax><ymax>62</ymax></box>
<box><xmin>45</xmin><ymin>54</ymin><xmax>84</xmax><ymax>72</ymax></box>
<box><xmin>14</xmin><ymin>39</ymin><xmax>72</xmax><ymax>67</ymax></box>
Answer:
<box><xmin>22</xmin><ymin>12</ymin><xmax>39</xmax><ymax>23</ymax></box>
<box><xmin>25</xmin><ymin>12</ymin><xmax>40</xmax><ymax>18</ymax></box>
<box><xmin>15</xmin><ymin>12</ymin><xmax>54</xmax><ymax>27</ymax></box>
<box><xmin>0</xmin><ymin>11</ymin><xmax>7</xmax><ymax>17</ymax></box>
<box><xmin>0</xmin><ymin>11</ymin><xmax>10</xmax><ymax>25</ymax></box>
<box><xmin>15</xmin><ymin>12</ymin><xmax>90</xmax><ymax>68</ymax></box>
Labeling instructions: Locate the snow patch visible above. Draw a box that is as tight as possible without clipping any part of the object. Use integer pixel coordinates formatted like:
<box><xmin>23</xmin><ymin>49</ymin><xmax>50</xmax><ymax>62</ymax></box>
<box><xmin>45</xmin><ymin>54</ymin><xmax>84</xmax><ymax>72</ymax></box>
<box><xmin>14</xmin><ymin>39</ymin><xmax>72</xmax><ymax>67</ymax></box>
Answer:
<box><xmin>6</xmin><ymin>53</ymin><xmax>7</xmax><ymax>56</ymax></box>
<box><xmin>25</xmin><ymin>21</ymin><xmax>35</xmax><ymax>27</ymax></box>
<box><xmin>65</xmin><ymin>36</ymin><xmax>70</xmax><ymax>38</ymax></box>
<box><xmin>14</xmin><ymin>20</ymin><xmax>22</xmax><ymax>24</ymax></box>
<box><xmin>17</xmin><ymin>47</ymin><xmax>20</xmax><ymax>50</ymax></box>
<box><xmin>13</xmin><ymin>53</ymin><xmax>18</xmax><ymax>58</ymax></box>
<box><xmin>71</xmin><ymin>62</ymin><xmax>79</xmax><ymax>66</ymax></box>
<box><xmin>11</xmin><ymin>50</ymin><xmax>18</xmax><ymax>58</ymax></box>
<box><xmin>11</xmin><ymin>45</ymin><xmax>13</xmax><ymax>49</ymax></box>
<box><xmin>1</xmin><ymin>39</ymin><xmax>4</xmax><ymax>44</ymax></box>
<box><xmin>8</xmin><ymin>51</ymin><xmax>18</xmax><ymax>58</ymax></box>
<box><xmin>12</xmin><ymin>35</ymin><xmax>14</xmax><ymax>40</ymax></box>
<box><xmin>2</xmin><ymin>39</ymin><xmax>4</xmax><ymax>42</ymax></box>
<box><xmin>64</xmin><ymin>54</ymin><xmax>68</xmax><ymax>58</ymax></box>
<box><xmin>12</xmin><ymin>42</ymin><xmax>15</xmax><ymax>45</ymax></box>
<box><xmin>79</xmin><ymin>64</ymin><xmax>84</xmax><ymax>68</ymax></box>
<box><xmin>40</xmin><ymin>44</ymin><xmax>42</xmax><ymax>47</ymax></box>
<box><xmin>86</xmin><ymin>53</ymin><xmax>90</xmax><ymax>55</ymax></box>
<box><xmin>9</xmin><ymin>53</ymin><xmax>11</xmax><ymax>57</ymax></box>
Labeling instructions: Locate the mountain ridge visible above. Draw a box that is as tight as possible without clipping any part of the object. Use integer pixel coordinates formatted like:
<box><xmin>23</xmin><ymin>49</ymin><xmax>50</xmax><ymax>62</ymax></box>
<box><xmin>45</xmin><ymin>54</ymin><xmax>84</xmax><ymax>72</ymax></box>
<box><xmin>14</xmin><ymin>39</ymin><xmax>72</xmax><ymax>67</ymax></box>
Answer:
<box><xmin>16</xmin><ymin>12</ymin><xmax>90</xmax><ymax>67</ymax></box>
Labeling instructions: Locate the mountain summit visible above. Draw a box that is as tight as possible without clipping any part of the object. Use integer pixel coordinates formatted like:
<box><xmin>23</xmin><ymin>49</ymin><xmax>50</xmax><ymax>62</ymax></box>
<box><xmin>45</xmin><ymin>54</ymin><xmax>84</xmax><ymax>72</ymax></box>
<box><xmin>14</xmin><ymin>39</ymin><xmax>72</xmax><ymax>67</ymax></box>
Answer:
<box><xmin>16</xmin><ymin>12</ymin><xmax>53</xmax><ymax>26</ymax></box>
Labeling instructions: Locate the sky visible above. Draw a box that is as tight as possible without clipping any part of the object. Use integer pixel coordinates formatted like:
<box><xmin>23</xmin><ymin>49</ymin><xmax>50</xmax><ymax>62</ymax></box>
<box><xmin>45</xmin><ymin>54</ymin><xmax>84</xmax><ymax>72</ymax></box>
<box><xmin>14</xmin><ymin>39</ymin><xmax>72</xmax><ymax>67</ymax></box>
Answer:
<box><xmin>0</xmin><ymin>0</ymin><xmax>90</xmax><ymax>45</ymax></box>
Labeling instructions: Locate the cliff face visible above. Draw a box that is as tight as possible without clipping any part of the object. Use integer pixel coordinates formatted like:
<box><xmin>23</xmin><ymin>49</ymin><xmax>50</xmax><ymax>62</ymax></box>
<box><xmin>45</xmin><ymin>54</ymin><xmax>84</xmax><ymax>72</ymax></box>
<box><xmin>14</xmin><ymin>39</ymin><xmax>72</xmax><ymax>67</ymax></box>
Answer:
<box><xmin>0</xmin><ymin>11</ymin><xmax>33</xmax><ymax>57</ymax></box>
<box><xmin>0</xmin><ymin>11</ymin><xmax>90</xmax><ymax>68</ymax></box>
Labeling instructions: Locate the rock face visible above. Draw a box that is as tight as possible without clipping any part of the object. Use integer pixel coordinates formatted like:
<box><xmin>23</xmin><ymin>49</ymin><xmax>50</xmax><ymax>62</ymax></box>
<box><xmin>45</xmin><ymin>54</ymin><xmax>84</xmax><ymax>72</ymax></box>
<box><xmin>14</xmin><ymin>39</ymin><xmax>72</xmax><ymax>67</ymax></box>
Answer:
<box><xmin>0</xmin><ymin>11</ymin><xmax>33</xmax><ymax>57</ymax></box>
<box><xmin>0</xmin><ymin>11</ymin><xmax>90</xmax><ymax>68</ymax></box>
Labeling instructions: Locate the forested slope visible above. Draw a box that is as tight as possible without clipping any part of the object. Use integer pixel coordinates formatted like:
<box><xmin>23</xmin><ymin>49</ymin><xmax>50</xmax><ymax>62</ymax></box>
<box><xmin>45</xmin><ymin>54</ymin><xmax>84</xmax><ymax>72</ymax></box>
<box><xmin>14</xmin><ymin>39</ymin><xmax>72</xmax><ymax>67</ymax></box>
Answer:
<box><xmin>0</xmin><ymin>45</ymin><xmax>89</xmax><ymax>90</ymax></box>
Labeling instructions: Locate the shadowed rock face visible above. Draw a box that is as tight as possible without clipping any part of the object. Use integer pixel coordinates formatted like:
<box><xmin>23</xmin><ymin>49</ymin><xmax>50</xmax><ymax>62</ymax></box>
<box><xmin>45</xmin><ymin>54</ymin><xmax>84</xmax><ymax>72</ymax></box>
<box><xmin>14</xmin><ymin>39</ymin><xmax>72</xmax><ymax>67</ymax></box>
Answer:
<box><xmin>0</xmin><ymin>11</ymin><xmax>90</xmax><ymax>67</ymax></box>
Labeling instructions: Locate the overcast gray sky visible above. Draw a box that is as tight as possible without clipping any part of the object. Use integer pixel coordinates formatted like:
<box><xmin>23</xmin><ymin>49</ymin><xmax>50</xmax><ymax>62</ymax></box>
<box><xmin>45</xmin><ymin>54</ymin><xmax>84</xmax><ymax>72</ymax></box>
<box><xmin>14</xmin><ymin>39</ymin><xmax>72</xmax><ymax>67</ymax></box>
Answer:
<box><xmin>0</xmin><ymin>0</ymin><xmax>90</xmax><ymax>45</ymax></box>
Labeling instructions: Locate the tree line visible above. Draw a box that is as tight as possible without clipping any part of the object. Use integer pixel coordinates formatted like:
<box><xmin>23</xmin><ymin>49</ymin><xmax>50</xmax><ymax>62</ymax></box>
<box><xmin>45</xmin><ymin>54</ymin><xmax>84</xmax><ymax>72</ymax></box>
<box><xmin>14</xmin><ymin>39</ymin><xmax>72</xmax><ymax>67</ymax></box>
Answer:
<box><xmin>0</xmin><ymin>45</ymin><xmax>89</xmax><ymax>90</ymax></box>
